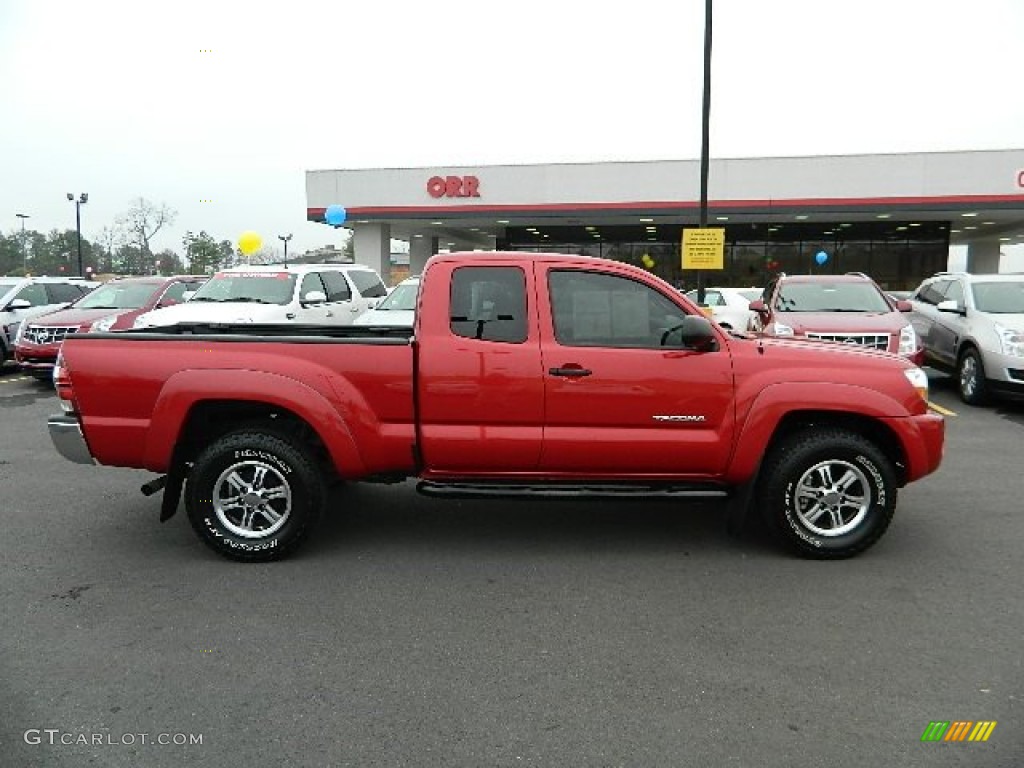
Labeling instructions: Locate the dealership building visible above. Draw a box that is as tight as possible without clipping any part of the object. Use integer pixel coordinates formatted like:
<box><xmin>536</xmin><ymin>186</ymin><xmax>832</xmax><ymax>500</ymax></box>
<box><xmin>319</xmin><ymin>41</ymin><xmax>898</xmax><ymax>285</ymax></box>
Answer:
<box><xmin>306</xmin><ymin>148</ymin><xmax>1024</xmax><ymax>288</ymax></box>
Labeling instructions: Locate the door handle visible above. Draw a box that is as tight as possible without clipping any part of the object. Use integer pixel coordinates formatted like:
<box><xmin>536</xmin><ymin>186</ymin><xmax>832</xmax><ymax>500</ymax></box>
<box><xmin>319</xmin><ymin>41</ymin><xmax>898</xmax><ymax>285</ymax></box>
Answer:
<box><xmin>549</xmin><ymin>366</ymin><xmax>592</xmax><ymax>377</ymax></box>
<box><xmin>325</xmin><ymin>311</ymin><xmax>334</xmax><ymax>317</ymax></box>
<box><xmin>350</xmin><ymin>306</ymin><xmax>360</xmax><ymax>313</ymax></box>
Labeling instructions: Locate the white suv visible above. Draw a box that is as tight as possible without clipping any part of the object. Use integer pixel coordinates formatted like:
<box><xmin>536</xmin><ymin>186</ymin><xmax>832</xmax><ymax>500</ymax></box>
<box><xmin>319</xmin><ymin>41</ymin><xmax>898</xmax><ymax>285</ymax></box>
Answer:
<box><xmin>0</xmin><ymin>276</ymin><xmax>95</xmax><ymax>363</ymax></box>
<box><xmin>909</xmin><ymin>272</ymin><xmax>1024</xmax><ymax>405</ymax></box>
<box><xmin>134</xmin><ymin>263</ymin><xmax>388</xmax><ymax>329</ymax></box>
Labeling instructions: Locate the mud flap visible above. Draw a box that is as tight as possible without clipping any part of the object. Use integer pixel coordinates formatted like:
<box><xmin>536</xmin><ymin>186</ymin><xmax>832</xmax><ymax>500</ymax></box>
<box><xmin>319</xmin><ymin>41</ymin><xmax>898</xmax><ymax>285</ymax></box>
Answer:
<box><xmin>159</xmin><ymin>466</ymin><xmax>188</xmax><ymax>522</ymax></box>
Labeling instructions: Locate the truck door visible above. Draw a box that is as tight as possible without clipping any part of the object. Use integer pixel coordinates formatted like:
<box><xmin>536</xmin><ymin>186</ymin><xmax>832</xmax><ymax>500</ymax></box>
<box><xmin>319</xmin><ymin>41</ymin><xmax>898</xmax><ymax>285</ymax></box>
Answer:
<box><xmin>537</xmin><ymin>266</ymin><xmax>735</xmax><ymax>477</ymax></box>
<box><xmin>416</xmin><ymin>262</ymin><xmax>544</xmax><ymax>474</ymax></box>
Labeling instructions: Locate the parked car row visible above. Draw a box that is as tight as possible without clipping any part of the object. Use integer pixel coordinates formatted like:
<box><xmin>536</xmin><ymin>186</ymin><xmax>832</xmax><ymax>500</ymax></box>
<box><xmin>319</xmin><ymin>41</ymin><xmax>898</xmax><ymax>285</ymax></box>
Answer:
<box><xmin>694</xmin><ymin>269</ymin><xmax>1024</xmax><ymax>407</ymax></box>
<box><xmin>6</xmin><ymin>263</ymin><xmax>390</xmax><ymax>380</ymax></box>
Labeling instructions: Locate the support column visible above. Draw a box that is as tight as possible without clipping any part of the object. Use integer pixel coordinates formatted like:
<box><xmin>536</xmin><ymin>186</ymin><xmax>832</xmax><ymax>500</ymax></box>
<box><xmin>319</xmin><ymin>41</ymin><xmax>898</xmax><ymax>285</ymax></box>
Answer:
<box><xmin>409</xmin><ymin>235</ymin><xmax>437</xmax><ymax>276</ymax></box>
<box><xmin>353</xmin><ymin>223</ymin><xmax>391</xmax><ymax>285</ymax></box>
<box><xmin>965</xmin><ymin>239</ymin><xmax>1001</xmax><ymax>274</ymax></box>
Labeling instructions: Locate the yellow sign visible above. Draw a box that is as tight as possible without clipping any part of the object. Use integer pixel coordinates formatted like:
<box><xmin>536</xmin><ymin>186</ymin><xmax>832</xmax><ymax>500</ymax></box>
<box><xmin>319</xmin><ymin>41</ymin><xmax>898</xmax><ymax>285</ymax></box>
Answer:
<box><xmin>682</xmin><ymin>227</ymin><xmax>725</xmax><ymax>270</ymax></box>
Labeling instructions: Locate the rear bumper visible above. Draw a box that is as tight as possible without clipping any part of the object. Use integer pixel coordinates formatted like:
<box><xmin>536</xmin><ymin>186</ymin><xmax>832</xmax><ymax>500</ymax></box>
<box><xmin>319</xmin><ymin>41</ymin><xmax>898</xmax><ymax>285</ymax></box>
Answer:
<box><xmin>882</xmin><ymin>412</ymin><xmax>945</xmax><ymax>483</ymax></box>
<box><xmin>48</xmin><ymin>415</ymin><xmax>95</xmax><ymax>465</ymax></box>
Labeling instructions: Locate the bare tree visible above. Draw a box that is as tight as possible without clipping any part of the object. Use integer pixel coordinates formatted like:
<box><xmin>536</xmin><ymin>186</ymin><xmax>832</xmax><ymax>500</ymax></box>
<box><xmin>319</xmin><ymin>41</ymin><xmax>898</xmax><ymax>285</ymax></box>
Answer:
<box><xmin>95</xmin><ymin>224</ymin><xmax>125</xmax><ymax>274</ymax></box>
<box><xmin>117</xmin><ymin>198</ymin><xmax>177</xmax><ymax>260</ymax></box>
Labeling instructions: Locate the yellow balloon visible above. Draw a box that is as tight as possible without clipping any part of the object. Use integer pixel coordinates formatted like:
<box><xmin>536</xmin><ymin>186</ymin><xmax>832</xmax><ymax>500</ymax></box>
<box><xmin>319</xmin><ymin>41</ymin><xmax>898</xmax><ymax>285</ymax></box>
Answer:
<box><xmin>238</xmin><ymin>231</ymin><xmax>262</xmax><ymax>255</ymax></box>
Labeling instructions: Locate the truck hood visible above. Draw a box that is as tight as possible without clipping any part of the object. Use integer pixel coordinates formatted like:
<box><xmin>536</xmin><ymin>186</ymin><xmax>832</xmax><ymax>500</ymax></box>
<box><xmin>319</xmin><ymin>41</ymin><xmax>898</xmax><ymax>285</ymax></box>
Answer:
<box><xmin>138</xmin><ymin>301</ymin><xmax>285</xmax><ymax>327</ymax></box>
<box><xmin>755</xmin><ymin>334</ymin><xmax>908</xmax><ymax>364</ymax></box>
<box><xmin>774</xmin><ymin>311</ymin><xmax>908</xmax><ymax>334</ymax></box>
<box><xmin>24</xmin><ymin>307</ymin><xmax>117</xmax><ymax>327</ymax></box>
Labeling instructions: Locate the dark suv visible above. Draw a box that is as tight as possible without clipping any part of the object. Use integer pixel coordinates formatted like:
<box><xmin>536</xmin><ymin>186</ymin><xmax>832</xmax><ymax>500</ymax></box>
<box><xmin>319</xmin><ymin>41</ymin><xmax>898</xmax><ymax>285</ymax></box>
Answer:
<box><xmin>749</xmin><ymin>273</ymin><xmax>923</xmax><ymax>364</ymax></box>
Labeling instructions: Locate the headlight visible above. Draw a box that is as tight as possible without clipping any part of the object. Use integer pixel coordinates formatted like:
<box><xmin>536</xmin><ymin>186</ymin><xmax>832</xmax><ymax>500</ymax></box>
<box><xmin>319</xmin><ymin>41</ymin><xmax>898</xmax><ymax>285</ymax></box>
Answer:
<box><xmin>897</xmin><ymin>324</ymin><xmax>918</xmax><ymax>356</ymax></box>
<box><xmin>772</xmin><ymin>322</ymin><xmax>794</xmax><ymax>336</ymax></box>
<box><xmin>89</xmin><ymin>315</ymin><xmax>118</xmax><ymax>333</ymax></box>
<box><xmin>903</xmin><ymin>367</ymin><xmax>929</xmax><ymax>402</ymax></box>
<box><xmin>995</xmin><ymin>324</ymin><xmax>1024</xmax><ymax>357</ymax></box>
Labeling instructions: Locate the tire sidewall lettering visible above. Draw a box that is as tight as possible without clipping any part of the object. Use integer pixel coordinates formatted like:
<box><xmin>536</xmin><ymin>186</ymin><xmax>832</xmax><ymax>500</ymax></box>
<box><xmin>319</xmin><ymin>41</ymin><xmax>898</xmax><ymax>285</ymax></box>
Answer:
<box><xmin>233</xmin><ymin>449</ymin><xmax>293</xmax><ymax>476</ymax></box>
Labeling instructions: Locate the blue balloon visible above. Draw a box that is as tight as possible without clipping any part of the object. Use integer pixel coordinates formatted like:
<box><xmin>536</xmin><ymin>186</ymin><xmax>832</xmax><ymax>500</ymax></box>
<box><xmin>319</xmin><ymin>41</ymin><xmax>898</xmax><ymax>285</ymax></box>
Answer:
<box><xmin>325</xmin><ymin>205</ymin><xmax>347</xmax><ymax>227</ymax></box>
<box><xmin>815</xmin><ymin>250</ymin><xmax>828</xmax><ymax>266</ymax></box>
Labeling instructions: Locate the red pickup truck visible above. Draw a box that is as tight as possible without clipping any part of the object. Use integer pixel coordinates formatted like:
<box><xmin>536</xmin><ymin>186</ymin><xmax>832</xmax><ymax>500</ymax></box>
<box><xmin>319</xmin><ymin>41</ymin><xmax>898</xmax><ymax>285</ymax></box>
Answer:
<box><xmin>47</xmin><ymin>252</ymin><xmax>944</xmax><ymax>562</ymax></box>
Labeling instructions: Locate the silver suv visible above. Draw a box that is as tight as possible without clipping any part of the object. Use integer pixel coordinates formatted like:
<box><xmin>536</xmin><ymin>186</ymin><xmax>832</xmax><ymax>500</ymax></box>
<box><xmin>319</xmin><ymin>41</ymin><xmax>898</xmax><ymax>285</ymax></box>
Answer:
<box><xmin>909</xmin><ymin>272</ymin><xmax>1024</xmax><ymax>405</ymax></box>
<box><xmin>0</xmin><ymin>276</ymin><xmax>95</xmax><ymax>363</ymax></box>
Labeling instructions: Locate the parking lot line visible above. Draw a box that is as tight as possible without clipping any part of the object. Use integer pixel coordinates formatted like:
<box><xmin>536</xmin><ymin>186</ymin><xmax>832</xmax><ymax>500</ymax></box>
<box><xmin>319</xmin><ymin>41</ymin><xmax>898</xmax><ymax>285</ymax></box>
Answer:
<box><xmin>928</xmin><ymin>401</ymin><xmax>957</xmax><ymax>417</ymax></box>
<box><xmin>1</xmin><ymin>376</ymin><xmax>30</xmax><ymax>385</ymax></box>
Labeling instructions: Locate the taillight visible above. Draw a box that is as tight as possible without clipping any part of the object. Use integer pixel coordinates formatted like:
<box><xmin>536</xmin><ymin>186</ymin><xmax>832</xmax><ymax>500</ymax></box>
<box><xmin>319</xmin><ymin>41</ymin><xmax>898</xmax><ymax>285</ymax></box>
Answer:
<box><xmin>52</xmin><ymin>351</ymin><xmax>79</xmax><ymax>415</ymax></box>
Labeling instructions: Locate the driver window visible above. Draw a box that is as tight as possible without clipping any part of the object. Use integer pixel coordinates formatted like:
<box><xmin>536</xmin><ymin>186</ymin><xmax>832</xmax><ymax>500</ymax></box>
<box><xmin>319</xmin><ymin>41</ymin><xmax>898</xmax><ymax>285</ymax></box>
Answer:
<box><xmin>942</xmin><ymin>280</ymin><xmax>964</xmax><ymax>307</ymax></box>
<box><xmin>300</xmin><ymin>273</ymin><xmax>327</xmax><ymax>302</ymax></box>
<box><xmin>15</xmin><ymin>283</ymin><xmax>48</xmax><ymax>307</ymax></box>
<box><xmin>548</xmin><ymin>270</ymin><xmax>686</xmax><ymax>349</ymax></box>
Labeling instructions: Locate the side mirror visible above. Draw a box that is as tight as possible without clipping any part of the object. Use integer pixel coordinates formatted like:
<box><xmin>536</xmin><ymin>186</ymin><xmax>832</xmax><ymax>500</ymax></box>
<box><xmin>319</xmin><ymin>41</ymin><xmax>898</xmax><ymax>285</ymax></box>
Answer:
<box><xmin>8</xmin><ymin>299</ymin><xmax>31</xmax><ymax>311</ymax></box>
<box><xmin>748</xmin><ymin>299</ymin><xmax>767</xmax><ymax>314</ymax></box>
<box><xmin>301</xmin><ymin>290</ymin><xmax>327</xmax><ymax>305</ymax></box>
<box><xmin>158</xmin><ymin>298</ymin><xmax>179</xmax><ymax>308</ymax></box>
<box><xmin>896</xmin><ymin>300</ymin><xmax>913</xmax><ymax>313</ymax></box>
<box><xmin>936</xmin><ymin>299</ymin><xmax>964</xmax><ymax>315</ymax></box>
<box><xmin>664</xmin><ymin>315</ymin><xmax>719</xmax><ymax>352</ymax></box>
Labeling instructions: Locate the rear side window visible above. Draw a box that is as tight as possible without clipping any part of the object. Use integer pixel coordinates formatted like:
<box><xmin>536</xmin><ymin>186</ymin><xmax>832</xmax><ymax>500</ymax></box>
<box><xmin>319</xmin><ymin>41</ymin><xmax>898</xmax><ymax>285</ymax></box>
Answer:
<box><xmin>348</xmin><ymin>270</ymin><xmax>387</xmax><ymax>298</ymax></box>
<box><xmin>320</xmin><ymin>271</ymin><xmax>352</xmax><ymax>302</ymax></box>
<box><xmin>449</xmin><ymin>266</ymin><xmax>527</xmax><ymax>344</ymax></box>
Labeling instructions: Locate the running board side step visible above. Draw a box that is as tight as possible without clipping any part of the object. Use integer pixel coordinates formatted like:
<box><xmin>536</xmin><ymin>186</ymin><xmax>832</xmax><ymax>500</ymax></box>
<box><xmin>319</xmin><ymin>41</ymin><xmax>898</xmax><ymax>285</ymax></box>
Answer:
<box><xmin>416</xmin><ymin>480</ymin><xmax>730</xmax><ymax>500</ymax></box>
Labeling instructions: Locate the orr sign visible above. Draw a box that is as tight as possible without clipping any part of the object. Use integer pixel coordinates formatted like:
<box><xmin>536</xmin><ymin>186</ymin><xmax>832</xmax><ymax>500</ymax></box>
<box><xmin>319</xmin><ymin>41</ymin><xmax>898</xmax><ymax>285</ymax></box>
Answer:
<box><xmin>427</xmin><ymin>175</ymin><xmax>480</xmax><ymax>199</ymax></box>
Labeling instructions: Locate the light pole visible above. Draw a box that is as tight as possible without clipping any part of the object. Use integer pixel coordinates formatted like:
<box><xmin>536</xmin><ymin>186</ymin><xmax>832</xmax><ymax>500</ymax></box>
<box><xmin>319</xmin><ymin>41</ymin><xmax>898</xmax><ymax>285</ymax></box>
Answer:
<box><xmin>15</xmin><ymin>213</ymin><xmax>30</xmax><ymax>274</ymax></box>
<box><xmin>278</xmin><ymin>234</ymin><xmax>292</xmax><ymax>267</ymax></box>
<box><xmin>67</xmin><ymin>193</ymin><xmax>88</xmax><ymax>277</ymax></box>
<box><xmin>696</xmin><ymin>0</ymin><xmax>713</xmax><ymax>305</ymax></box>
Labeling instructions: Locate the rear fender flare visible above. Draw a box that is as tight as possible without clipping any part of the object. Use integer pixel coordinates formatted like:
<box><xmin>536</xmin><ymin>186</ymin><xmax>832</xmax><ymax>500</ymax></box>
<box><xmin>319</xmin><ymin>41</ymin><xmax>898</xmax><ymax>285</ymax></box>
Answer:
<box><xmin>142</xmin><ymin>368</ymin><xmax>366</xmax><ymax>477</ymax></box>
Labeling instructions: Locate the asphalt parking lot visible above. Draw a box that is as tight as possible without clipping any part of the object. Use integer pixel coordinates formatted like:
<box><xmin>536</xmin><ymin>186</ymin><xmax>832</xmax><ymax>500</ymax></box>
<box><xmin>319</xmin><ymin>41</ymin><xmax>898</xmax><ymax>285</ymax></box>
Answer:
<box><xmin>0</xmin><ymin>364</ymin><xmax>1021</xmax><ymax>768</ymax></box>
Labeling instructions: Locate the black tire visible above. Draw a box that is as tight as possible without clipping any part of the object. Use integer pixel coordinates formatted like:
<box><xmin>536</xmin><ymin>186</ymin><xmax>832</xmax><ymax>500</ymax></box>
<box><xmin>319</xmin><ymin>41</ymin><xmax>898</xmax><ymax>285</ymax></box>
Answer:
<box><xmin>760</xmin><ymin>429</ymin><xmax>897</xmax><ymax>559</ymax></box>
<box><xmin>956</xmin><ymin>347</ymin><xmax>989</xmax><ymax>406</ymax></box>
<box><xmin>185</xmin><ymin>430</ymin><xmax>325</xmax><ymax>562</ymax></box>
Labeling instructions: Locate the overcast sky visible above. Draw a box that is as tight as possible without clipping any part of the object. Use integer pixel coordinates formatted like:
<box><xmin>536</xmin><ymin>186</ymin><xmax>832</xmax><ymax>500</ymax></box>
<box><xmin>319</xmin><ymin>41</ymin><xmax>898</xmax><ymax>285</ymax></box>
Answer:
<box><xmin>2</xmin><ymin>0</ymin><xmax>1023</xmax><ymax>261</ymax></box>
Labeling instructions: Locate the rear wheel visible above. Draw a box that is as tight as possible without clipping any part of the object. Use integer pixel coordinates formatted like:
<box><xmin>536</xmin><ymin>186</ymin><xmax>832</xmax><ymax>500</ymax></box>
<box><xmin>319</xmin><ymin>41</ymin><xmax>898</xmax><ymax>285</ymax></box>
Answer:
<box><xmin>185</xmin><ymin>430</ymin><xmax>325</xmax><ymax>562</ymax></box>
<box><xmin>957</xmin><ymin>347</ymin><xmax>989</xmax><ymax>406</ymax></box>
<box><xmin>760</xmin><ymin>429</ymin><xmax>897</xmax><ymax>559</ymax></box>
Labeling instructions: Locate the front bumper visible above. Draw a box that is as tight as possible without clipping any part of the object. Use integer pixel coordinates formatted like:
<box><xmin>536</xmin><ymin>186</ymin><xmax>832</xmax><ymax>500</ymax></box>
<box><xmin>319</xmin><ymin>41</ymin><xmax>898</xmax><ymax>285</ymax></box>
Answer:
<box><xmin>882</xmin><ymin>412</ymin><xmax>945</xmax><ymax>484</ymax></box>
<box><xmin>48</xmin><ymin>415</ymin><xmax>95</xmax><ymax>465</ymax></box>
<box><xmin>982</xmin><ymin>349</ymin><xmax>1024</xmax><ymax>392</ymax></box>
<box><xmin>14</xmin><ymin>342</ymin><xmax>60</xmax><ymax>375</ymax></box>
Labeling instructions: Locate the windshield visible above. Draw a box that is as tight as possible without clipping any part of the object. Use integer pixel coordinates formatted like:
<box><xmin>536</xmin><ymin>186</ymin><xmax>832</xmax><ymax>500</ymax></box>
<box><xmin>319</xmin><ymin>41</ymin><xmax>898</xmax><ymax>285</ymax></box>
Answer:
<box><xmin>376</xmin><ymin>282</ymin><xmax>419</xmax><ymax>311</ymax></box>
<box><xmin>189</xmin><ymin>272</ymin><xmax>296</xmax><ymax>306</ymax></box>
<box><xmin>971</xmin><ymin>281</ymin><xmax>1024</xmax><ymax>314</ymax></box>
<box><xmin>775</xmin><ymin>281</ymin><xmax>891</xmax><ymax>312</ymax></box>
<box><xmin>75</xmin><ymin>282</ymin><xmax>158</xmax><ymax>310</ymax></box>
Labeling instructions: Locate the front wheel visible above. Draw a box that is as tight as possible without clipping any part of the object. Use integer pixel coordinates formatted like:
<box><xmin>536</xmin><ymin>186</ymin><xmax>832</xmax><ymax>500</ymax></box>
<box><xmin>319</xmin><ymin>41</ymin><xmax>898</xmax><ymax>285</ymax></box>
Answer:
<box><xmin>185</xmin><ymin>431</ymin><xmax>325</xmax><ymax>562</ymax></box>
<box><xmin>760</xmin><ymin>429</ymin><xmax>897</xmax><ymax>559</ymax></box>
<box><xmin>957</xmin><ymin>347</ymin><xmax>989</xmax><ymax>406</ymax></box>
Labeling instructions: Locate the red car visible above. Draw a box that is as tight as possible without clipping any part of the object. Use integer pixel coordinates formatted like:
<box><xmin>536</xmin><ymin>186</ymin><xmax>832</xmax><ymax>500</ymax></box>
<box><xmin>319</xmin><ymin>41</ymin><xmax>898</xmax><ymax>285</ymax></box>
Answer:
<box><xmin>748</xmin><ymin>273</ymin><xmax>924</xmax><ymax>364</ymax></box>
<box><xmin>14</xmin><ymin>275</ymin><xmax>205</xmax><ymax>380</ymax></box>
